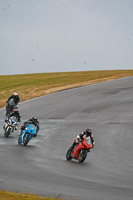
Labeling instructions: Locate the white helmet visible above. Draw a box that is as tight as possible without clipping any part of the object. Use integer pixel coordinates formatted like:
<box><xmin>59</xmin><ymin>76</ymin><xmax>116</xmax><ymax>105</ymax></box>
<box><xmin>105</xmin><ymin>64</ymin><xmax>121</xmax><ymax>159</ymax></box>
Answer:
<box><xmin>13</xmin><ymin>92</ymin><xmax>18</xmax><ymax>95</ymax></box>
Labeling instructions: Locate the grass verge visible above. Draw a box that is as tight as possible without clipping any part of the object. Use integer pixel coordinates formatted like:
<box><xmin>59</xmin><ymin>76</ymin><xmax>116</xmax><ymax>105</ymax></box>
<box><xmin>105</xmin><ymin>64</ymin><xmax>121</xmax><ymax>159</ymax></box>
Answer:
<box><xmin>0</xmin><ymin>191</ymin><xmax>67</xmax><ymax>200</ymax></box>
<box><xmin>0</xmin><ymin>70</ymin><xmax>133</xmax><ymax>109</ymax></box>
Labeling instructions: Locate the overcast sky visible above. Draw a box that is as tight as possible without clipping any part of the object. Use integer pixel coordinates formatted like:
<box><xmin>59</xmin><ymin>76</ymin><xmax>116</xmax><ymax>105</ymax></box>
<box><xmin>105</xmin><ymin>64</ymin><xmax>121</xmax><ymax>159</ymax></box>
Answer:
<box><xmin>0</xmin><ymin>0</ymin><xmax>133</xmax><ymax>75</ymax></box>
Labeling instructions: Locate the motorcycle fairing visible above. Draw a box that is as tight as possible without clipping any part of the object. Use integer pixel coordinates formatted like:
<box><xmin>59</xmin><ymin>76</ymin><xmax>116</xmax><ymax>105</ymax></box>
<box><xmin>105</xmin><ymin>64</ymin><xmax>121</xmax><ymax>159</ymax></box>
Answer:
<box><xmin>72</xmin><ymin>139</ymin><xmax>92</xmax><ymax>159</ymax></box>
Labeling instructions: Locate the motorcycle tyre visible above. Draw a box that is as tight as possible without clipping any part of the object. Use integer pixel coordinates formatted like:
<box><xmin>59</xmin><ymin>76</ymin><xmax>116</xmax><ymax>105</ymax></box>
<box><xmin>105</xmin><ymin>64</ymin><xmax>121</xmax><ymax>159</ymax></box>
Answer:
<box><xmin>23</xmin><ymin>133</ymin><xmax>30</xmax><ymax>146</ymax></box>
<box><xmin>4</xmin><ymin>127</ymin><xmax>11</xmax><ymax>138</ymax></box>
<box><xmin>66</xmin><ymin>148</ymin><xmax>72</xmax><ymax>161</ymax></box>
<box><xmin>78</xmin><ymin>149</ymin><xmax>87</xmax><ymax>163</ymax></box>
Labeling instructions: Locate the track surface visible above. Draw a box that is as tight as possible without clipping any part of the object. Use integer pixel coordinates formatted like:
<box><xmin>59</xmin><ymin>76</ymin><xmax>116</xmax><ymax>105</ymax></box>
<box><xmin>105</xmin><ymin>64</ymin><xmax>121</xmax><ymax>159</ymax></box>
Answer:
<box><xmin>0</xmin><ymin>77</ymin><xmax>133</xmax><ymax>200</ymax></box>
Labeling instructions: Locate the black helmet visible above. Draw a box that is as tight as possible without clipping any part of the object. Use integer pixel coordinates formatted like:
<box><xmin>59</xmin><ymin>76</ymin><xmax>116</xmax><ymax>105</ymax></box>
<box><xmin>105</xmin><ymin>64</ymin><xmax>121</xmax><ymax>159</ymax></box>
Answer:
<box><xmin>32</xmin><ymin>116</ymin><xmax>38</xmax><ymax>124</ymax></box>
<box><xmin>85</xmin><ymin>128</ymin><xmax>92</xmax><ymax>136</ymax></box>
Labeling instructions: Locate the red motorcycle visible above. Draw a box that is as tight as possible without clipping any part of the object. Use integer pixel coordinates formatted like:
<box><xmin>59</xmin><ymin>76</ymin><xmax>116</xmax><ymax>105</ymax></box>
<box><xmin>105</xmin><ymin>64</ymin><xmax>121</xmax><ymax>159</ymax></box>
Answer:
<box><xmin>66</xmin><ymin>138</ymin><xmax>93</xmax><ymax>163</ymax></box>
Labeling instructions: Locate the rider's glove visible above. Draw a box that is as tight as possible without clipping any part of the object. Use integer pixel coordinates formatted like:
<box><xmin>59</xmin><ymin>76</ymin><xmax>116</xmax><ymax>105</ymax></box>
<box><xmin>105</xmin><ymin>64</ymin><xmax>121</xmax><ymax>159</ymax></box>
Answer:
<box><xmin>21</xmin><ymin>126</ymin><xmax>24</xmax><ymax>130</ymax></box>
<box><xmin>75</xmin><ymin>135</ymin><xmax>80</xmax><ymax>143</ymax></box>
<box><xmin>78</xmin><ymin>138</ymin><xmax>82</xmax><ymax>143</ymax></box>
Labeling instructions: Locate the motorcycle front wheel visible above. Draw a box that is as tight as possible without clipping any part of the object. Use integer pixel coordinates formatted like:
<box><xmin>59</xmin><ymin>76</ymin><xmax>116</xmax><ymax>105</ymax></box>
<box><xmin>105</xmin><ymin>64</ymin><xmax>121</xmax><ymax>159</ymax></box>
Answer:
<box><xmin>23</xmin><ymin>133</ymin><xmax>31</xmax><ymax>146</ymax></box>
<box><xmin>66</xmin><ymin>148</ymin><xmax>72</xmax><ymax>161</ymax></box>
<box><xmin>4</xmin><ymin>127</ymin><xmax>12</xmax><ymax>138</ymax></box>
<box><xmin>78</xmin><ymin>149</ymin><xmax>87</xmax><ymax>163</ymax></box>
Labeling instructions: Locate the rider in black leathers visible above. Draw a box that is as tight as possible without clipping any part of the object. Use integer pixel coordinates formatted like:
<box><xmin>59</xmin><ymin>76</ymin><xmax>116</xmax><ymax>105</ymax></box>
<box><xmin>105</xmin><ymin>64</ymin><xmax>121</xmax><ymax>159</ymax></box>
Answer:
<box><xmin>70</xmin><ymin>128</ymin><xmax>95</xmax><ymax>151</ymax></box>
<box><xmin>6</xmin><ymin>92</ymin><xmax>21</xmax><ymax>122</ymax></box>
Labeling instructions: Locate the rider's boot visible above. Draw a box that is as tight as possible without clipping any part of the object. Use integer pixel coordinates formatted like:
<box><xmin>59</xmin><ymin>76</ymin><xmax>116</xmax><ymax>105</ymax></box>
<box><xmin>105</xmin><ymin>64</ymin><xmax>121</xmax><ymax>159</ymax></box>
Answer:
<box><xmin>18</xmin><ymin>129</ymin><xmax>21</xmax><ymax>136</ymax></box>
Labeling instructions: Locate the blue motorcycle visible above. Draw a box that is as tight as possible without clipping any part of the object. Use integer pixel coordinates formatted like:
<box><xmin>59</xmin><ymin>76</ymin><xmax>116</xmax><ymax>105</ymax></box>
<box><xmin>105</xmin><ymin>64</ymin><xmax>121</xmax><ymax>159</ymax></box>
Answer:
<box><xmin>18</xmin><ymin>124</ymin><xmax>37</xmax><ymax>146</ymax></box>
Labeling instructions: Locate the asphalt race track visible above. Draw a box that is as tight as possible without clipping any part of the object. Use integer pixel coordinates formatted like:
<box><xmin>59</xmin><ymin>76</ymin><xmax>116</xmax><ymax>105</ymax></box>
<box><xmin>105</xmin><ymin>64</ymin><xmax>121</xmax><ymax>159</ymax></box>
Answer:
<box><xmin>0</xmin><ymin>77</ymin><xmax>133</xmax><ymax>200</ymax></box>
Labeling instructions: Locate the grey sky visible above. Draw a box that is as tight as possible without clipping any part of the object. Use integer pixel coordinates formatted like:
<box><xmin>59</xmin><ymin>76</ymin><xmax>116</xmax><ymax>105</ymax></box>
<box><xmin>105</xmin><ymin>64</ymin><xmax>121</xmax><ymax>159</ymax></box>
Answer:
<box><xmin>0</xmin><ymin>0</ymin><xmax>133</xmax><ymax>75</ymax></box>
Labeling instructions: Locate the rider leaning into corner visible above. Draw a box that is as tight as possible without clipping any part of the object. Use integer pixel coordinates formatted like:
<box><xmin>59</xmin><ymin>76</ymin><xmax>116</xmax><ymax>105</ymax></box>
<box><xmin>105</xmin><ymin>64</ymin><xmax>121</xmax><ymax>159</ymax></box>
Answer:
<box><xmin>6</xmin><ymin>92</ymin><xmax>21</xmax><ymax>122</ymax></box>
<box><xmin>70</xmin><ymin>128</ymin><xmax>95</xmax><ymax>151</ymax></box>
<box><xmin>19</xmin><ymin>116</ymin><xmax>40</xmax><ymax>137</ymax></box>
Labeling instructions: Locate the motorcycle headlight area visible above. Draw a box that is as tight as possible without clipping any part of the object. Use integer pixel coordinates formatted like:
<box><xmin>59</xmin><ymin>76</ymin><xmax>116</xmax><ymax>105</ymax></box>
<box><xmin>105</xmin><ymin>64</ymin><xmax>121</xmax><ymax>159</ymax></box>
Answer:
<box><xmin>10</xmin><ymin>116</ymin><xmax>17</xmax><ymax>123</ymax></box>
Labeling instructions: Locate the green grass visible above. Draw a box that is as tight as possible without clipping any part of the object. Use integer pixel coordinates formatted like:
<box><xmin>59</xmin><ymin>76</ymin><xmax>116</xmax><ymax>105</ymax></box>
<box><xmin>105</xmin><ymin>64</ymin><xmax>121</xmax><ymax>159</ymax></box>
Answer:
<box><xmin>0</xmin><ymin>70</ymin><xmax>133</xmax><ymax>108</ymax></box>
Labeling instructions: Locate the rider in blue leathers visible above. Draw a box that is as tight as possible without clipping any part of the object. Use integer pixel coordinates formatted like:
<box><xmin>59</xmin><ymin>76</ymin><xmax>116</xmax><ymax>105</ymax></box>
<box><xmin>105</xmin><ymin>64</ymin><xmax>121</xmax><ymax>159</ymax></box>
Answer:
<box><xmin>20</xmin><ymin>116</ymin><xmax>39</xmax><ymax>137</ymax></box>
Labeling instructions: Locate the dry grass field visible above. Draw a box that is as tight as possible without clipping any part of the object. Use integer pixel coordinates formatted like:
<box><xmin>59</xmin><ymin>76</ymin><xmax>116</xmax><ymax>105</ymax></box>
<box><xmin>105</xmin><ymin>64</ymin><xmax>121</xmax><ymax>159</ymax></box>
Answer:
<box><xmin>0</xmin><ymin>70</ymin><xmax>133</xmax><ymax>109</ymax></box>
<box><xmin>0</xmin><ymin>191</ymin><xmax>67</xmax><ymax>200</ymax></box>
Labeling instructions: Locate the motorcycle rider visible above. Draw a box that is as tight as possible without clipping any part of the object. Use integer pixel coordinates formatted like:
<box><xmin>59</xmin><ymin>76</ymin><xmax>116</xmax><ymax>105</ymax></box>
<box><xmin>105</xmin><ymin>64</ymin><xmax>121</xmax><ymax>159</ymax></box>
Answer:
<box><xmin>70</xmin><ymin>128</ymin><xmax>95</xmax><ymax>151</ymax></box>
<box><xmin>6</xmin><ymin>92</ymin><xmax>21</xmax><ymax>122</ymax></box>
<box><xmin>20</xmin><ymin>116</ymin><xmax>40</xmax><ymax>137</ymax></box>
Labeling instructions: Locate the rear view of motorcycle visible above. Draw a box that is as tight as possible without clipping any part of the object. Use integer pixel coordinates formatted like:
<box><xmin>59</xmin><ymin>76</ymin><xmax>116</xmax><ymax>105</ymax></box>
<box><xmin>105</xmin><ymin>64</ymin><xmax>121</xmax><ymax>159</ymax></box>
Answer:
<box><xmin>3</xmin><ymin>116</ymin><xmax>18</xmax><ymax>137</ymax></box>
<box><xmin>18</xmin><ymin>124</ymin><xmax>37</xmax><ymax>146</ymax></box>
<box><xmin>66</xmin><ymin>139</ymin><xmax>94</xmax><ymax>163</ymax></box>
